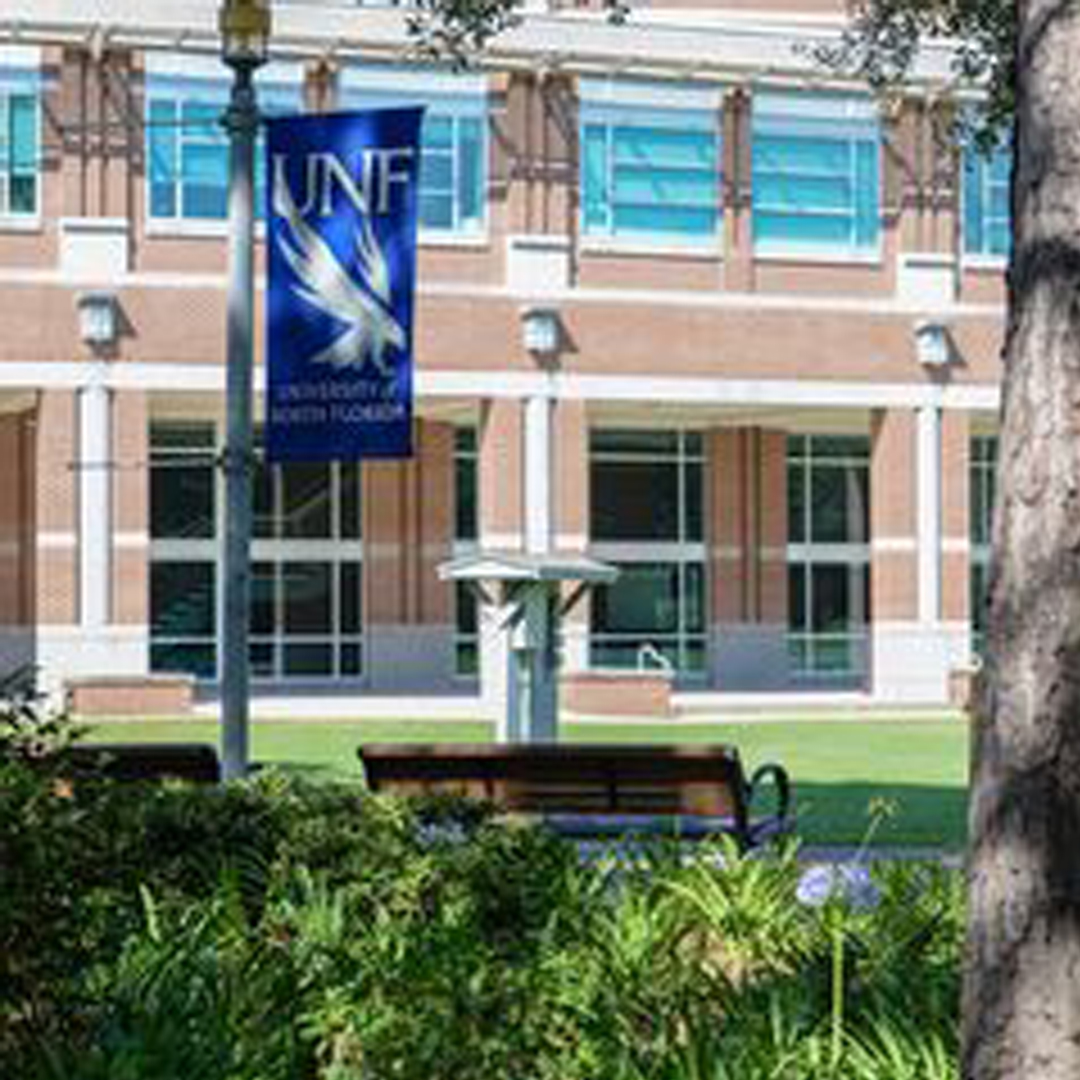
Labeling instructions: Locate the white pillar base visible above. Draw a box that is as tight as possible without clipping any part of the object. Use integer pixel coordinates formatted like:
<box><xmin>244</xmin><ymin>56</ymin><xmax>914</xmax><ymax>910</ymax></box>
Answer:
<box><xmin>364</xmin><ymin>624</ymin><xmax>457</xmax><ymax>693</ymax></box>
<box><xmin>710</xmin><ymin>624</ymin><xmax>792</xmax><ymax>690</ymax></box>
<box><xmin>479</xmin><ymin>598</ymin><xmax>513</xmax><ymax>736</ymax></box>
<box><xmin>560</xmin><ymin>621</ymin><xmax>589</xmax><ymax>673</ymax></box>
<box><xmin>36</xmin><ymin>625</ymin><xmax>148</xmax><ymax>700</ymax></box>
<box><xmin>872</xmin><ymin>621</ymin><xmax>970</xmax><ymax>704</ymax></box>
<box><xmin>0</xmin><ymin>627</ymin><xmax>34</xmax><ymax>680</ymax></box>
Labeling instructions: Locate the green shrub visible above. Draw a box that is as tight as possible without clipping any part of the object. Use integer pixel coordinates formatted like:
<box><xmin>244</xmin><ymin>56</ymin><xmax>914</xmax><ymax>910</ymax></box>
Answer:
<box><xmin>0</xmin><ymin>762</ymin><xmax>962</xmax><ymax>1080</ymax></box>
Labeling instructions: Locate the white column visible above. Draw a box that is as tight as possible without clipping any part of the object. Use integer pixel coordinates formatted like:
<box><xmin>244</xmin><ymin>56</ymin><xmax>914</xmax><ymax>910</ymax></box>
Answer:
<box><xmin>522</xmin><ymin>392</ymin><xmax>560</xmax><ymax>741</ymax></box>
<box><xmin>524</xmin><ymin>394</ymin><xmax>552</xmax><ymax>555</ymax></box>
<box><xmin>78</xmin><ymin>366</ymin><xmax>112</xmax><ymax>630</ymax></box>
<box><xmin>482</xmin><ymin>592</ymin><xmax>514</xmax><ymax>734</ymax></box>
<box><xmin>522</xmin><ymin>586</ymin><xmax>559</xmax><ymax>743</ymax></box>
<box><xmin>917</xmin><ymin>404</ymin><xmax>942</xmax><ymax>625</ymax></box>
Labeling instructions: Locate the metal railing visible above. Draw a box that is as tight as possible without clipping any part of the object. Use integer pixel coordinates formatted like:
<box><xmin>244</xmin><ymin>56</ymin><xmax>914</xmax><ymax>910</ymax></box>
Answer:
<box><xmin>636</xmin><ymin>642</ymin><xmax>674</xmax><ymax>675</ymax></box>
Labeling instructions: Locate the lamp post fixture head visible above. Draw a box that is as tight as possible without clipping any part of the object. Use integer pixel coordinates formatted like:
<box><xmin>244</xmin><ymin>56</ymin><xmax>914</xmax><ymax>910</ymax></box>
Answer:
<box><xmin>77</xmin><ymin>291</ymin><xmax>119</xmax><ymax>350</ymax></box>
<box><xmin>219</xmin><ymin>0</ymin><xmax>272</xmax><ymax>68</ymax></box>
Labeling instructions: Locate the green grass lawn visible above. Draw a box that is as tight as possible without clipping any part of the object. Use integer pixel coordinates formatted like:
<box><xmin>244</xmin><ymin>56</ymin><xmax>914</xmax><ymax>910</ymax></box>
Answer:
<box><xmin>86</xmin><ymin>716</ymin><xmax>969</xmax><ymax>850</ymax></box>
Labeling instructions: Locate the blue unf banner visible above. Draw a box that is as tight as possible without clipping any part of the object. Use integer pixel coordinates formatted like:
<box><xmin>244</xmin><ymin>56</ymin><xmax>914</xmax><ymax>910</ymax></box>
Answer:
<box><xmin>265</xmin><ymin>108</ymin><xmax>423</xmax><ymax>461</ymax></box>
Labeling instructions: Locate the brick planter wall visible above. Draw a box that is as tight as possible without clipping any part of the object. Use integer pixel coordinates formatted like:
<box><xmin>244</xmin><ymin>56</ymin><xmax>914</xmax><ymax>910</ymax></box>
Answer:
<box><xmin>66</xmin><ymin>675</ymin><xmax>195</xmax><ymax>718</ymax></box>
<box><xmin>562</xmin><ymin>671</ymin><xmax>674</xmax><ymax>719</ymax></box>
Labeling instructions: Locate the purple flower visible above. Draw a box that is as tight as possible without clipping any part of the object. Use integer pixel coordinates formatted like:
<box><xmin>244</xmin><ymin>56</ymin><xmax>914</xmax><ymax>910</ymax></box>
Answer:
<box><xmin>796</xmin><ymin>864</ymin><xmax>880</xmax><ymax>910</ymax></box>
<box><xmin>415</xmin><ymin>821</ymin><xmax>469</xmax><ymax>848</ymax></box>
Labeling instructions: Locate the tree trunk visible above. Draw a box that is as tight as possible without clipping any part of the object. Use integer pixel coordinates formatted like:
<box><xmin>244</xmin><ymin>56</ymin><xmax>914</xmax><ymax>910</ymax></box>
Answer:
<box><xmin>963</xmin><ymin>3</ymin><xmax>1080</xmax><ymax>1078</ymax></box>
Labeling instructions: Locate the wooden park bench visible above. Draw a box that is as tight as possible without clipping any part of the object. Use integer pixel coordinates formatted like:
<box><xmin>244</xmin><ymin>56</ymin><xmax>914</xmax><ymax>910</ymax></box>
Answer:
<box><xmin>358</xmin><ymin>743</ymin><xmax>792</xmax><ymax>851</ymax></box>
<box><xmin>62</xmin><ymin>742</ymin><xmax>221</xmax><ymax>784</ymax></box>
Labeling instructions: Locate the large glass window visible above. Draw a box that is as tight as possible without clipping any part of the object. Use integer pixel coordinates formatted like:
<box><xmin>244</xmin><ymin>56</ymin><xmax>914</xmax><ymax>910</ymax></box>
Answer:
<box><xmin>251</xmin><ymin>456</ymin><xmax>361</xmax><ymax>541</ymax></box>
<box><xmin>787</xmin><ymin>435</ymin><xmax>869</xmax><ymax>545</ymax></box>
<box><xmin>963</xmin><ymin>144</ymin><xmax>1011</xmax><ymax>260</ymax></box>
<box><xmin>590</xmin><ymin>429</ymin><xmax>706</xmax><ymax>675</ymax></box>
<box><xmin>581</xmin><ymin>106</ymin><xmax>719</xmax><ymax>244</ymax></box>
<box><xmin>970</xmin><ymin>435</ymin><xmax>998</xmax><ymax>654</ymax></box>
<box><xmin>590</xmin><ymin>561</ymin><xmax>706</xmax><ymax>674</ymax></box>
<box><xmin>249</xmin><ymin>560</ymin><xmax>363</xmax><ymax>679</ymax></box>
<box><xmin>454</xmin><ymin>582</ymin><xmax>479</xmax><ymax>679</ymax></box>
<box><xmin>146</xmin><ymin>72</ymin><xmax>299</xmax><ymax>224</ymax></box>
<box><xmin>150</xmin><ymin>561</ymin><xmax>217</xmax><ymax>679</ymax></box>
<box><xmin>341</xmin><ymin>67</ymin><xmax>487</xmax><ymax>236</ymax></box>
<box><xmin>417</xmin><ymin>112</ymin><xmax>484</xmax><ymax>232</ymax></box>
<box><xmin>752</xmin><ymin>93</ymin><xmax>881</xmax><ymax>259</ymax></box>
<box><xmin>149</xmin><ymin>421</ymin><xmax>364</xmax><ymax>681</ymax></box>
<box><xmin>0</xmin><ymin>68</ymin><xmax>40</xmax><ymax>218</ymax></box>
<box><xmin>454</xmin><ymin>426</ymin><xmax>478</xmax><ymax>542</ymax></box>
<box><xmin>591</xmin><ymin>430</ymin><xmax>703</xmax><ymax>543</ymax></box>
<box><xmin>452</xmin><ymin>426</ymin><xmax>479</xmax><ymax>677</ymax></box>
<box><xmin>149</xmin><ymin>421</ymin><xmax>216</xmax><ymax>539</ymax></box>
<box><xmin>787</xmin><ymin>435</ymin><xmax>870</xmax><ymax>678</ymax></box>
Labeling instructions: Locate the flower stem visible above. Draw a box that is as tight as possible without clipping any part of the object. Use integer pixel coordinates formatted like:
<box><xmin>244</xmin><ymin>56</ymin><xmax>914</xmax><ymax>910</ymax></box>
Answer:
<box><xmin>830</xmin><ymin>918</ymin><xmax>844</xmax><ymax>1072</ymax></box>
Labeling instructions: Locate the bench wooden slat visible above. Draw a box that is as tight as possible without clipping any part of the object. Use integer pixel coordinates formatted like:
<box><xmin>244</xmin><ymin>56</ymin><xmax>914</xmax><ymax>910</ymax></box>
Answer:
<box><xmin>358</xmin><ymin>743</ymin><xmax>792</xmax><ymax>850</ymax></box>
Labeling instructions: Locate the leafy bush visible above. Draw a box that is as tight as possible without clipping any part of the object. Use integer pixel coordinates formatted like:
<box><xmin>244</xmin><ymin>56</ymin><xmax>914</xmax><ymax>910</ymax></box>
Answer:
<box><xmin>0</xmin><ymin>665</ymin><xmax>81</xmax><ymax>763</ymax></box>
<box><xmin>0</xmin><ymin>759</ymin><xmax>962</xmax><ymax>1080</ymax></box>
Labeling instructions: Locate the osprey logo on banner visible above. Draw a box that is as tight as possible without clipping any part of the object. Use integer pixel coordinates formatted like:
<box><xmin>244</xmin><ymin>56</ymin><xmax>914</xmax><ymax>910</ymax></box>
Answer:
<box><xmin>265</xmin><ymin>108</ymin><xmax>423</xmax><ymax>461</ymax></box>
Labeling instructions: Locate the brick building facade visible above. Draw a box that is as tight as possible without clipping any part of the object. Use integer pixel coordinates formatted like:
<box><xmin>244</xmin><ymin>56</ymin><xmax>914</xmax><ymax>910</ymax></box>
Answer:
<box><xmin>0</xmin><ymin>0</ymin><xmax>1004</xmax><ymax>712</ymax></box>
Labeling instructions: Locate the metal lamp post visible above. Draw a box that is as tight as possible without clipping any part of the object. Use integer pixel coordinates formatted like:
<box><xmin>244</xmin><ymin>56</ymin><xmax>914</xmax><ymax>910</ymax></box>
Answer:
<box><xmin>219</xmin><ymin>0</ymin><xmax>270</xmax><ymax>780</ymax></box>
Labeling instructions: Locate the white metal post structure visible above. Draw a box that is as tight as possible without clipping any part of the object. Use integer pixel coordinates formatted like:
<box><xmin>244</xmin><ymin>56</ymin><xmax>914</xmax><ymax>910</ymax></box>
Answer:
<box><xmin>219</xmin><ymin>0</ymin><xmax>270</xmax><ymax>780</ymax></box>
<box><xmin>440</xmin><ymin>554</ymin><xmax>617</xmax><ymax>743</ymax></box>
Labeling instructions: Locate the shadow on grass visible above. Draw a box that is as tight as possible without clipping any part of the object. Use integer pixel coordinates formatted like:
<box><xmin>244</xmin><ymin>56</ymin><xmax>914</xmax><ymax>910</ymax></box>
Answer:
<box><xmin>789</xmin><ymin>781</ymin><xmax>968</xmax><ymax>851</ymax></box>
<box><xmin>253</xmin><ymin>760</ymin><xmax>361</xmax><ymax>783</ymax></box>
<box><xmin>246</xmin><ymin>766</ymin><xmax>968</xmax><ymax>850</ymax></box>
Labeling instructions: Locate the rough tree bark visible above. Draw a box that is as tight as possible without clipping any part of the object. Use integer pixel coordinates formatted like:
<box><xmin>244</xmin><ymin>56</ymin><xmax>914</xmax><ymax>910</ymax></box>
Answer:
<box><xmin>964</xmin><ymin>2</ymin><xmax>1080</xmax><ymax>1077</ymax></box>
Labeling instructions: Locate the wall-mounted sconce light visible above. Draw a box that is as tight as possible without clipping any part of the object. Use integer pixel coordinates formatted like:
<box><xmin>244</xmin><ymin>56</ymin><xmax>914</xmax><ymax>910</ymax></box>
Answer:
<box><xmin>77</xmin><ymin>291</ymin><xmax>120</xmax><ymax>350</ymax></box>
<box><xmin>913</xmin><ymin>319</ymin><xmax>953</xmax><ymax>368</ymax></box>
<box><xmin>521</xmin><ymin>306</ymin><xmax>560</xmax><ymax>355</ymax></box>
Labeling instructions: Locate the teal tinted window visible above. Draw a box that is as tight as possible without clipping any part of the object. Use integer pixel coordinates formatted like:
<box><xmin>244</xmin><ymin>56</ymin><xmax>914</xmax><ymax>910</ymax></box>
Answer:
<box><xmin>342</xmin><ymin>81</ymin><xmax>487</xmax><ymax>235</ymax></box>
<box><xmin>964</xmin><ymin>145</ymin><xmax>1011</xmax><ymax>258</ymax></box>
<box><xmin>1</xmin><ymin>79</ymin><xmax>40</xmax><ymax>216</ymax></box>
<box><xmin>148</xmin><ymin>99</ymin><xmax>178</xmax><ymax>217</ymax></box>
<box><xmin>416</xmin><ymin>112</ymin><xmax>484</xmax><ymax>232</ymax></box>
<box><xmin>580</xmin><ymin>108</ymin><xmax>719</xmax><ymax>242</ymax></box>
<box><xmin>753</xmin><ymin>95</ymin><xmax>880</xmax><ymax>257</ymax></box>
<box><xmin>146</xmin><ymin>88</ymin><xmax>228</xmax><ymax>221</ymax></box>
<box><xmin>180</xmin><ymin>100</ymin><xmax>228</xmax><ymax>218</ymax></box>
<box><xmin>146</xmin><ymin>75</ymin><xmax>298</xmax><ymax>223</ymax></box>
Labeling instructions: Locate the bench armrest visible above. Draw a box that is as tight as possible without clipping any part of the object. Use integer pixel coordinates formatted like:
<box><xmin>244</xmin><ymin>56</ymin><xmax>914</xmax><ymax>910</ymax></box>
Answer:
<box><xmin>746</xmin><ymin>762</ymin><xmax>792</xmax><ymax>827</ymax></box>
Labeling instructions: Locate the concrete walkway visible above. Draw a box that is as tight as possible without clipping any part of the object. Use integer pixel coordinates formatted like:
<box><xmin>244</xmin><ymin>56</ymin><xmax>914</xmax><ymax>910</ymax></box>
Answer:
<box><xmin>575</xmin><ymin>839</ymin><xmax>962</xmax><ymax>870</ymax></box>
<box><xmin>799</xmin><ymin>845</ymin><xmax>963</xmax><ymax>868</ymax></box>
<box><xmin>193</xmin><ymin>692</ymin><xmax>496</xmax><ymax>722</ymax></box>
<box><xmin>191</xmin><ymin>689</ymin><xmax>960</xmax><ymax>724</ymax></box>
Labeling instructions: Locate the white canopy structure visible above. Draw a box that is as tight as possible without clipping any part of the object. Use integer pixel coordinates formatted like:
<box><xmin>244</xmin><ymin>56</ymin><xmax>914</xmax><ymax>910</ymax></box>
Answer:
<box><xmin>439</xmin><ymin>551</ymin><xmax>617</xmax><ymax>743</ymax></box>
